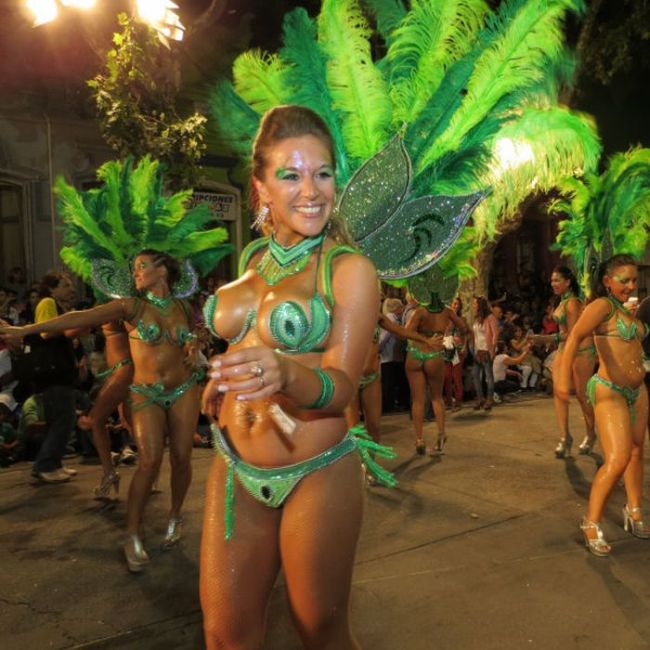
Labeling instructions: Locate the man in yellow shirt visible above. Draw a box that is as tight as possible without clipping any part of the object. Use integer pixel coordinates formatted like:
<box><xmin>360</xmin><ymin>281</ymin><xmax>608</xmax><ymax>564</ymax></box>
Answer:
<box><xmin>28</xmin><ymin>272</ymin><xmax>78</xmax><ymax>483</ymax></box>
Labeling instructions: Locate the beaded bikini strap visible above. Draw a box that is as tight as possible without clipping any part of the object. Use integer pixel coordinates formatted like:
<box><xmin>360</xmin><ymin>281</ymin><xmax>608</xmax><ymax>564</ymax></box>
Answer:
<box><xmin>320</xmin><ymin>245</ymin><xmax>359</xmax><ymax>308</ymax></box>
<box><xmin>238</xmin><ymin>237</ymin><xmax>270</xmax><ymax>277</ymax></box>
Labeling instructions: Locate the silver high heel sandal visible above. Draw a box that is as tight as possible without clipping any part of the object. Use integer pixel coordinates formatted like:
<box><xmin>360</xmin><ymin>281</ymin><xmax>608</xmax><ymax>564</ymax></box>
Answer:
<box><xmin>432</xmin><ymin>433</ymin><xmax>447</xmax><ymax>454</ymax></box>
<box><xmin>622</xmin><ymin>505</ymin><xmax>650</xmax><ymax>539</ymax></box>
<box><xmin>161</xmin><ymin>517</ymin><xmax>183</xmax><ymax>550</ymax></box>
<box><xmin>578</xmin><ymin>434</ymin><xmax>597</xmax><ymax>455</ymax></box>
<box><xmin>580</xmin><ymin>518</ymin><xmax>611</xmax><ymax>557</ymax></box>
<box><xmin>555</xmin><ymin>433</ymin><xmax>573</xmax><ymax>459</ymax></box>
<box><xmin>124</xmin><ymin>534</ymin><xmax>150</xmax><ymax>573</ymax></box>
<box><xmin>93</xmin><ymin>470</ymin><xmax>120</xmax><ymax>501</ymax></box>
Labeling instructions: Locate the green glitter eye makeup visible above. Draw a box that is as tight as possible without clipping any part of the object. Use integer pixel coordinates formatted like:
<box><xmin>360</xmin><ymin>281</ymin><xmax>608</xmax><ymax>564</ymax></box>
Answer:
<box><xmin>275</xmin><ymin>168</ymin><xmax>298</xmax><ymax>180</ymax></box>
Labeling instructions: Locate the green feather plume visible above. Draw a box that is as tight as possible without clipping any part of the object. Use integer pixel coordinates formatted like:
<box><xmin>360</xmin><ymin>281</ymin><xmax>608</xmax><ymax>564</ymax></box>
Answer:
<box><xmin>209</xmin><ymin>80</ymin><xmax>260</xmax><ymax>159</ymax></box>
<box><xmin>232</xmin><ymin>50</ymin><xmax>292</xmax><ymax>115</ymax></box>
<box><xmin>553</xmin><ymin>148</ymin><xmax>650</xmax><ymax>292</ymax></box>
<box><xmin>470</xmin><ymin>106</ymin><xmax>600</xmax><ymax>239</ymax></box>
<box><xmin>388</xmin><ymin>0</ymin><xmax>488</xmax><ymax>126</ymax></box>
<box><xmin>280</xmin><ymin>8</ymin><xmax>352</xmax><ymax>184</ymax></box>
<box><xmin>55</xmin><ymin>157</ymin><xmax>233</xmax><ymax>285</ymax></box>
<box><xmin>361</xmin><ymin>0</ymin><xmax>407</xmax><ymax>46</ymax></box>
<box><xmin>317</xmin><ymin>0</ymin><xmax>392</xmax><ymax>161</ymax></box>
<box><xmin>416</xmin><ymin>0</ymin><xmax>585</xmax><ymax>173</ymax></box>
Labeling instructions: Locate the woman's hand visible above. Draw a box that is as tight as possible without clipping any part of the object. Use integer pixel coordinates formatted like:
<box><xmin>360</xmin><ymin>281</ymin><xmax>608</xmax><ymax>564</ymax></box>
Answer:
<box><xmin>206</xmin><ymin>346</ymin><xmax>286</xmax><ymax>402</ymax></box>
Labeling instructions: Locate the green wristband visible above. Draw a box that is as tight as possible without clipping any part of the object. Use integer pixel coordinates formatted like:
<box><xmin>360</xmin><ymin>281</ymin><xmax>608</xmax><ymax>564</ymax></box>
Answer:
<box><xmin>303</xmin><ymin>368</ymin><xmax>335</xmax><ymax>410</ymax></box>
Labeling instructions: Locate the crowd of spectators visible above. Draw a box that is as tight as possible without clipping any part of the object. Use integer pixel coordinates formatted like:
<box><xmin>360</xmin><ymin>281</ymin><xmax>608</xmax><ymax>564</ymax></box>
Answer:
<box><xmin>379</xmin><ymin>284</ymin><xmax>563</xmax><ymax>415</ymax></box>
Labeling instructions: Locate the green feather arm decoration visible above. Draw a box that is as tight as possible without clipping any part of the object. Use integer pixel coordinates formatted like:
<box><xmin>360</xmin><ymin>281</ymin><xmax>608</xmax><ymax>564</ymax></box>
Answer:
<box><xmin>553</xmin><ymin>148</ymin><xmax>650</xmax><ymax>294</ymax></box>
<box><xmin>56</xmin><ymin>156</ymin><xmax>234</xmax><ymax>290</ymax></box>
<box><xmin>318</xmin><ymin>0</ymin><xmax>392</xmax><ymax>162</ymax></box>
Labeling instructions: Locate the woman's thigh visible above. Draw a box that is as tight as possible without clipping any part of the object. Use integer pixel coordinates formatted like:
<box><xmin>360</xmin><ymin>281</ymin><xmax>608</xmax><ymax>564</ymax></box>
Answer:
<box><xmin>167</xmin><ymin>383</ymin><xmax>200</xmax><ymax>465</ymax></box>
<box><xmin>279</xmin><ymin>451</ymin><xmax>363</xmax><ymax>626</ymax></box>
<box><xmin>200</xmin><ymin>456</ymin><xmax>282</xmax><ymax>638</ymax></box>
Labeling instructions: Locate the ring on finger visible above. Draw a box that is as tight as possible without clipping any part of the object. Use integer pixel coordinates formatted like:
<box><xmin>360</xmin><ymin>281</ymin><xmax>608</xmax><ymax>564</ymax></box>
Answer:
<box><xmin>259</xmin><ymin>375</ymin><xmax>266</xmax><ymax>387</ymax></box>
<box><xmin>251</xmin><ymin>363</ymin><xmax>264</xmax><ymax>377</ymax></box>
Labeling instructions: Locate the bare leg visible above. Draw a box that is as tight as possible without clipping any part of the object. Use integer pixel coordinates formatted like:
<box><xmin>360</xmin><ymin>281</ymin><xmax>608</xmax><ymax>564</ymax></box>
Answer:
<box><xmin>586</xmin><ymin>384</ymin><xmax>635</xmax><ymax>527</ymax></box>
<box><xmin>281</xmin><ymin>452</ymin><xmax>363</xmax><ymax>650</ymax></box>
<box><xmin>405</xmin><ymin>355</ymin><xmax>426</xmax><ymax>451</ymax></box>
<box><xmin>552</xmin><ymin>351</ymin><xmax>572</xmax><ymax>455</ymax></box>
<box><xmin>424</xmin><ymin>358</ymin><xmax>445</xmax><ymax>438</ymax></box>
<box><xmin>200</xmin><ymin>456</ymin><xmax>282</xmax><ymax>649</ymax></box>
<box><xmin>360</xmin><ymin>377</ymin><xmax>382</xmax><ymax>444</ymax></box>
<box><xmin>573</xmin><ymin>354</ymin><xmax>597</xmax><ymax>448</ymax></box>
<box><xmin>622</xmin><ymin>386</ymin><xmax>648</xmax><ymax>512</ymax></box>
<box><xmin>86</xmin><ymin>364</ymin><xmax>133</xmax><ymax>476</ymax></box>
<box><xmin>167</xmin><ymin>384</ymin><xmax>200</xmax><ymax>520</ymax></box>
<box><xmin>344</xmin><ymin>392</ymin><xmax>361</xmax><ymax>430</ymax></box>
<box><xmin>126</xmin><ymin>401</ymin><xmax>166</xmax><ymax>537</ymax></box>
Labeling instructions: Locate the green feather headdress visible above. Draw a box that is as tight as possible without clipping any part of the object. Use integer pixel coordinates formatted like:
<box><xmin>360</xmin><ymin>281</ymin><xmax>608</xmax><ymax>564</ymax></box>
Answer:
<box><xmin>553</xmin><ymin>148</ymin><xmax>650</xmax><ymax>295</ymax></box>
<box><xmin>209</xmin><ymin>0</ymin><xmax>600</xmax><ymax>297</ymax></box>
<box><xmin>56</xmin><ymin>156</ymin><xmax>234</xmax><ymax>295</ymax></box>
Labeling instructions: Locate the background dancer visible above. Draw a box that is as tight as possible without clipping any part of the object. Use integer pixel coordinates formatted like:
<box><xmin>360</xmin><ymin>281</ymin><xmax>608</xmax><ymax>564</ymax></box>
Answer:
<box><xmin>530</xmin><ymin>267</ymin><xmax>596</xmax><ymax>458</ymax></box>
<box><xmin>2</xmin><ymin>251</ymin><xmax>202</xmax><ymax>573</ymax></box>
<box><xmin>557</xmin><ymin>255</ymin><xmax>649</xmax><ymax>556</ymax></box>
<box><xmin>405</xmin><ymin>294</ymin><xmax>466</xmax><ymax>454</ymax></box>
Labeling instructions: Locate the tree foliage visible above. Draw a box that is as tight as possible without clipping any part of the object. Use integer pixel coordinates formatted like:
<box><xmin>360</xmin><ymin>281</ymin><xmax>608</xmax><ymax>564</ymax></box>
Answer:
<box><xmin>87</xmin><ymin>14</ymin><xmax>207</xmax><ymax>190</ymax></box>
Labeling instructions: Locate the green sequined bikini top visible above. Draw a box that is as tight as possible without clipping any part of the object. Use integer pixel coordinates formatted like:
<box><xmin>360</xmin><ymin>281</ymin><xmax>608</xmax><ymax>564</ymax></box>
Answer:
<box><xmin>597</xmin><ymin>296</ymin><xmax>649</xmax><ymax>342</ymax></box>
<box><xmin>552</xmin><ymin>292</ymin><xmax>578</xmax><ymax>326</ymax></box>
<box><xmin>203</xmin><ymin>237</ymin><xmax>357</xmax><ymax>354</ymax></box>
<box><xmin>128</xmin><ymin>296</ymin><xmax>194</xmax><ymax>347</ymax></box>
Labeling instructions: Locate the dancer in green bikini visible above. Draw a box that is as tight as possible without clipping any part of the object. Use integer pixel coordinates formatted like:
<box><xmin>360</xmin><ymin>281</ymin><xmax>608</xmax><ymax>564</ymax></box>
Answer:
<box><xmin>405</xmin><ymin>293</ymin><xmax>467</xmax><ymax>455</ymax></box>
<box><xmin>557</xmin><ymin>254</ymin><xmax>649</xmax><ymax>557</ymax></box>
<box><xmin>200</xmin><ymin>106</ymin><xmax>383</xmax><ymax>649</ymax></box>
<box><xmin>1</xmin><ymin>250</ymin><xmax>201</xmax><ymax>571</ymax></box>
<box><xmin>530</xmin><ymin>266</ymin><xmax>597</xmax><ymax>458</ymax></box>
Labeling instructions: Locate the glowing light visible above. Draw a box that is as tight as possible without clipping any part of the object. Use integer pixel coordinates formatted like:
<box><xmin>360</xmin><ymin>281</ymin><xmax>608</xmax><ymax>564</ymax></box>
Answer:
<box><xmin>25</xmin><ymin>0</ymin><xmax>59</xmax><ymax>26</ymax></box>
<box><xmin>493</xmin><ymin>138</ymin><xmax>535</xmax><ymax>173</ymax></box>
<box><xmin>61</xmin><ymin>0</ymin><xmax>96</xmax><ymax>8</ymax></box>
<box><xmin>136</xmin><ymin>0</ymin><xmax>185</xmax><ymax>42</ymax></box>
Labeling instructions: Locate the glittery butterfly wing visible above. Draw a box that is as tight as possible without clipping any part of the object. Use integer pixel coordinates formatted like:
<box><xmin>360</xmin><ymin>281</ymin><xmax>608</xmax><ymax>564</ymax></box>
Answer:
<box><xmin>172</xmin><ymin>260</ymin><xmax>200</xmax><ymax>298</ymax></box>
<box><xmin>337</xmin><ymin>135</ymin><xmax>486</xmax><ymax>280</ymax></box>
<box><xmin>91</xmin><ymin>259</ymin><xmax>135</xmax><ymax>299</ymax></box>
<box><xmin>407</xmin><ymin>265</ymin><xmax>459</xmax><ymax>307</ymax></box>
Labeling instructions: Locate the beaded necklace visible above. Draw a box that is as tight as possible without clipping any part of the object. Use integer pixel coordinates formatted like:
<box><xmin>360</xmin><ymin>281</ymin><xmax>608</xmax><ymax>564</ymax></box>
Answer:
<box><xmin>145</xmin><ymin>291</ymin><xmax>173</xmax><ymax>311</ymax></box>
<box><xmin>256</xmin><ymin>233</ymin><xmax>325</xmax><ymax>286</ymax></box>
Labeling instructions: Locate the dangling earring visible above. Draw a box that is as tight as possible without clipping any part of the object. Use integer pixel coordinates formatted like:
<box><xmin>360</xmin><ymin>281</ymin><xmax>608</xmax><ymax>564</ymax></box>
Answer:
<box><xmin>253</xmin><ymin>205</ymin><xmax>269</xmax><ymax>231</ymax></box>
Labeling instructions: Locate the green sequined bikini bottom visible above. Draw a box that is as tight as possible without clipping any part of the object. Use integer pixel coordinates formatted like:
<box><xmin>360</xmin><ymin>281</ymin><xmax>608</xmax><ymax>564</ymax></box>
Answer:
<box><xmin>96</xmin><ymin>357</ymin><xmax>132</xmax><ymax>381</ymax></box>
<box><xmin>130</xmin><ymin>370</ymin><xmax>204</xmax><ymax>411</ymax></box>
<box><xmin>211</xmin><ymin>423</ymin><xmax>397</xmax><ymax>540</ymax></box>
<box><xmin>407</xmin><ymin>342</ymin><xmax>445</xmax><ymax>363</ymax></box>
<box><xmin>586</xmin><ymin>374</ymin><xmax>641</xmax><ymax>422</ymax></box>
<box><xmin>359</xmin><ymin>371</ymin><xmax>380</xmax><ymax>390</ymax></box>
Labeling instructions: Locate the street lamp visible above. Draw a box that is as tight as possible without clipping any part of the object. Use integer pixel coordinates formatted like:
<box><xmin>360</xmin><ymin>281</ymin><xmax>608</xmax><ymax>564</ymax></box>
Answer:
<box><xmin>24</xmin><ymin>0</ymin><xmax>185</xmax><ymax>42</ymax></box>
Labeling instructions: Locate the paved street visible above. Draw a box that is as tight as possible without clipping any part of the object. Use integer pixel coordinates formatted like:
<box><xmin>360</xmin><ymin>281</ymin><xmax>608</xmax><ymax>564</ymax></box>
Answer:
<box><xmin>3</xmin><ymin>394</ymin><xmax>650</xmax><ymax>649</ymax></box>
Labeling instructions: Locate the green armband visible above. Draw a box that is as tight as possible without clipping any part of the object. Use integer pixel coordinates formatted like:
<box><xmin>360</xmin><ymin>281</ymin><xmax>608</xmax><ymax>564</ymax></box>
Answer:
<box><xmin>554</xmin><ymin>333</ymin><xmax>562</xmax><ymax>345</ymax></box>
<box><xmin>303</xmin><ymin>368</ymin><xmax>335</xmax><ymax>410</ymax></box>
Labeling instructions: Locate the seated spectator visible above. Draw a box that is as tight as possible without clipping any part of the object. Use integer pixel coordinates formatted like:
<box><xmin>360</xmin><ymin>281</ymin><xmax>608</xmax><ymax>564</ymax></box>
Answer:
<box><xmin>17</xmin><ymin>392</ymin><xmax>47</xmax><ymax>461</ymax></box>
<box><xmin>510</xmin><ymin>322</ymin><xmax>541</xmax><ymax>388</ymax></box>
<box><xmin>541</xmin><ymin>300</ymin><xmax>559</xmax><ymax>335</ymax></box>
<box><xmin>493</xmin><ymin>341</ymin><xmax>531</xmax><ymax>397</ymax></box>
<box><xmin>0</xmin><ymin>397</ymin><xmax>18</xmax><ymax>466</ymax></box>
